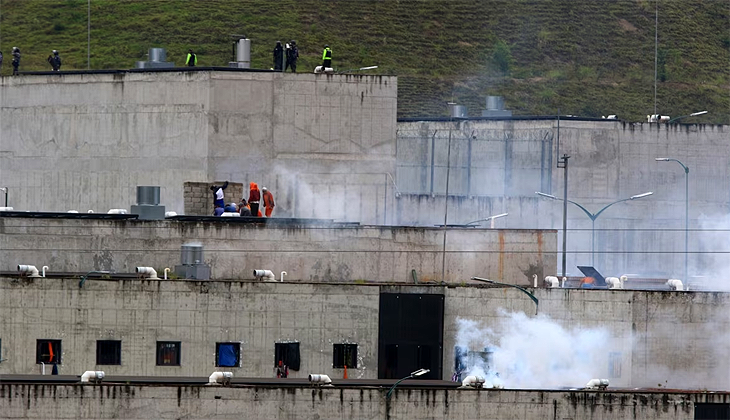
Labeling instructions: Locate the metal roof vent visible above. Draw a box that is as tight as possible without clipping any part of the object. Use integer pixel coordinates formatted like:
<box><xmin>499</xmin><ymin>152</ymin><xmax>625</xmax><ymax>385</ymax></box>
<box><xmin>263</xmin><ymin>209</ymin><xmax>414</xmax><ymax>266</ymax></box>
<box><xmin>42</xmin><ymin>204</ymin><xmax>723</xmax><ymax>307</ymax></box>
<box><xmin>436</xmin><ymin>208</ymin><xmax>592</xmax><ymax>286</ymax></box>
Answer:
<box><xmin>482</xmin><ymin>96</ymin><xmax>512</xmax><ymax>117</ymax></box>
<box><xmin>448</xmin><ymin>102</ymin><xmax>467</xmax><ymax>118</ymax></box>
<box><xmin>135</xmin><ymin>48</ymin><xmax>175</xmax><ymax>69</ymax></box>
<box><xmin>131</xmin><ymin>186</ymin><xmax>166</xmax><ymax>220</ymax></box>
<box><xmin>175</xmin><ymin>242</ymin><xmax>211</xmax><ymax>280</ymax></box>
<box><xmin>229</xmin><ymin>36</ymin><xmax>251</xmax><ymax>69</ymax></box>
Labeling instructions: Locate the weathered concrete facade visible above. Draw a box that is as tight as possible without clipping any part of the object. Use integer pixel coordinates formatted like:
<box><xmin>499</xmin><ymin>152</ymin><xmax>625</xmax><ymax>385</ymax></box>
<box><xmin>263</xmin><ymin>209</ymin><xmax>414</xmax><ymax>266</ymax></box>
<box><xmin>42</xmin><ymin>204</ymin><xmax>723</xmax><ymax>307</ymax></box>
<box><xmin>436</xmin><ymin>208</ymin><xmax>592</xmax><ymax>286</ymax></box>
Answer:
<box><xmin>396</xmin><ymin>119</ymin><xmax>730</xmax><ymax>283</ymax></box>
<box><xmin>0</xmin><ymin>217</ymin><xmax>556</xmax><ymax>283</ymax></box>
<box><xmin>0</xmin><ymin>70</ymin><xmax>397</xmax><ymax>223</ymax></box>
<box><xmin>0</xmin><ymin>278</ymin><xmax>728</xmax><ymax>391</ymax></box>
<box><xmin>0</xmin><ymin>383</ymin><xmax>717</xmax><ymax>420</ymax></box>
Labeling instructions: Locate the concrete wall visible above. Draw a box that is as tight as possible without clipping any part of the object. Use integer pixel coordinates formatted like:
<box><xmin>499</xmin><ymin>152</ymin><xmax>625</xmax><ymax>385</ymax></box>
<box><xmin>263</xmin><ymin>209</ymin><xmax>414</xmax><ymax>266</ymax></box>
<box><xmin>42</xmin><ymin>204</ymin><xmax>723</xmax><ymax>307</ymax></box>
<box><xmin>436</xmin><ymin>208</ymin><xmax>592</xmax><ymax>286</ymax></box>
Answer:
<box><xmin>0</xmin><ymin>71</ymin><xmax>397</xmax><ymax>224</ymax></box>
<box><xmin>396</xmin><ymin>119</ymin><xmax>730</xmax><ymax>283</ymax></box>
<box><xmin>0</xmin><ymin>217</ymin><xmax>556</xmax><ymax>284</ymax></box>
<box><xmin>0</xmin><ymin>383</ymin><xmax>715</xmax><ymax>420</ymax></box>
<box><xmin>0</xmin><ymin>278</ymin><xmax>728</xmax><ymax>391</ymax></box>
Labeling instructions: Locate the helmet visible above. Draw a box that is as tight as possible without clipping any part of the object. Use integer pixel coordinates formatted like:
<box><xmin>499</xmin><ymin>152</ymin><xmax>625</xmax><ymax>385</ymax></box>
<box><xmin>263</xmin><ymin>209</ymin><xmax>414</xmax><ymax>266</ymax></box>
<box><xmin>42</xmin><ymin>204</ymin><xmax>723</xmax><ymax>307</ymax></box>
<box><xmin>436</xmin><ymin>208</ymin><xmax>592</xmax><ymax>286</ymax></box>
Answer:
<box><xmin>53</xmin><ymin>50</ymin><xmax>58</xmax><ymax>55</ymax></box>
<box><xmin>262</xmin><ymin>187</ymin><xmax>268</xmax><ymax>191</ymax></box>
<box><xmin>325</xmin><ymin>44</ymin><xmax>329</xmax><ymax>48</ymax></box>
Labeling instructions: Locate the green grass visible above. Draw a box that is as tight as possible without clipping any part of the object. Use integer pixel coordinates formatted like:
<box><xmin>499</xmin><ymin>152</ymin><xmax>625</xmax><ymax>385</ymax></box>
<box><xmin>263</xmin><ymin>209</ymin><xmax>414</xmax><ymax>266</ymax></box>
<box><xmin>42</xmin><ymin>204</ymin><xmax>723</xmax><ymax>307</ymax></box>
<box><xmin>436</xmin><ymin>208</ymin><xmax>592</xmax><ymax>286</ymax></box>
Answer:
<box><xmin>0</xmin><ymin>0</ymin><xmax>727</xmax><ymax>123</ymax></box>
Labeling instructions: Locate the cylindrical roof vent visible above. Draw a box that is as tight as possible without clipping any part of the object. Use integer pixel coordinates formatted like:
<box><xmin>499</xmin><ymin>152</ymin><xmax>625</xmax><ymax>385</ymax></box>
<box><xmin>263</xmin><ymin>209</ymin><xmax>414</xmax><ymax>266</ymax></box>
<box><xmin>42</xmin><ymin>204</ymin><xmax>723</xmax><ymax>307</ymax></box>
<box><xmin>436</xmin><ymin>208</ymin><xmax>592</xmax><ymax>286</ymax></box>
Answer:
<box><xmin>486</xmin><ymin>96</ymin><xmax>505</xmax><ymax>111</ymax></box>
<box><xmin>136</xmin><ymin>186</ymin><xmax>160</xmax><ymax>206</ymax></box>
<box><xmin>149</xmin><ymin>48</ymin><xmax>167</xmax><ymax>62</ymax></box>
<box><xmin>450</xmin><ymin>104</ymin><xmax>467</xmax><ymax>118</ymax></box>
<box><xmin>181</xmin><ymin>243</ymin><xmax>204</xmax><ymax>265</ymax></box>
<box><xmin>235</xmin><ymin>39</ymin><xmax>251</xmax><ymax>68</ymax></box>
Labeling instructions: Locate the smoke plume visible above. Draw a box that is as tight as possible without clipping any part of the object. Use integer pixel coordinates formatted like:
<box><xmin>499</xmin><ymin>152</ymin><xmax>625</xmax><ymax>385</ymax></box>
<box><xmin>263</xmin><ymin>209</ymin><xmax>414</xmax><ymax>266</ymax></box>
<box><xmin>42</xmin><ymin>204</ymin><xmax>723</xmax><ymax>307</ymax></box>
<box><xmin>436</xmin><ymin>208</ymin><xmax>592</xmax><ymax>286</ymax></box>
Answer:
<box><xmin>455</xmin><ymin>311</ymin><xmax>614</xmax><ymax>389</ymax></box>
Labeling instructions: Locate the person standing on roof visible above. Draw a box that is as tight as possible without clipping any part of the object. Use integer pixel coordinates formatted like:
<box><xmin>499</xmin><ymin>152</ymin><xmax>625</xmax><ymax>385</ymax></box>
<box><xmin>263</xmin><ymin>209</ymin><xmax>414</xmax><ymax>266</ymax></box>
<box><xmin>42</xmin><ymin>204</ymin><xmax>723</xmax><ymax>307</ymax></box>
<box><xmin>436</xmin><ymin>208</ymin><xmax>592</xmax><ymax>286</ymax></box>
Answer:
<box><xmin>12</xmin><ymin>47</ymin><xmax>21</xmax><ymax>76</ymax></box>
<box><xmin>285</xmin><ymin>40</ymin><xmax>298</xmax><ymax>73</ymax></box>
<box><xmin>322</xmin><ymin>44</ymin><xmax>332</xmax><ymax>69</ymax></box>
<box><xmin>273</xmin><ymin>41</ymin><xmax>284</xmax><ymax>71</ymax></box>
<box><xmin>262</xmin><ymin>187</ymin><xmax>275</xmax><ymax>217</ymax></box>
<box><xmin>248</xmin><ymin>182</ymin><xmax>261</xmax><ymax>217</ymax></box>
<box><xmin>186</xmin><ymin>49</ymin><xmax>197</xmax><ymax>67</ymax></box>
<box><xmin>210</xmin><ymin>181</ymin><xmax>229</xmax><ymax>210</ymax></box>
<box><xmin>47</xmin><ymin>50</ymin><xmax>61</xmax><ymax>71</ymax></box>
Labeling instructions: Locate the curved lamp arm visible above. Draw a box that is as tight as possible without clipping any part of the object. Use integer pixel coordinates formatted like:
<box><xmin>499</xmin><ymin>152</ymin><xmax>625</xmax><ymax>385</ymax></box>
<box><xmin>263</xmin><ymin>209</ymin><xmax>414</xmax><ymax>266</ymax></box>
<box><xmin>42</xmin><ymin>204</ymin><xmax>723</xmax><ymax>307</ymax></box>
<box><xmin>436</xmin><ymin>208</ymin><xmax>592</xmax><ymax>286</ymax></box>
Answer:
<box><xmin>386</xmin><ymin>369</ymin><xmax>430</xmax><ymax>399</ymax></box>
<box><xmin>471</xmin><ymin>276</ymin><xmax>538</xmax><ymax>315</ymax></box>
<box><xmin>656</xmin><ymin>158</ymin><xmax>689</xmax><ymax>174</ymax></box>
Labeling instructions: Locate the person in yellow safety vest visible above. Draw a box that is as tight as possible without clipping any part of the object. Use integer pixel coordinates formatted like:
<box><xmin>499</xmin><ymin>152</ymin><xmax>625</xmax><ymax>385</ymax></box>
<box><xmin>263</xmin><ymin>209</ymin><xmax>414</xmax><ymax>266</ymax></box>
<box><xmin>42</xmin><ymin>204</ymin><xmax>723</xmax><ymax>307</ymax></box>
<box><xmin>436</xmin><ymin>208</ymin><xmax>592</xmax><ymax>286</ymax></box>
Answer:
<box><xmin>322</xmin><ymin>45</ymin><xmax>332</xmax><ymax>69</ymax></box>
<box><xmin>186</xmin><ymin>49</ymin><xmax>197</xmax><ymax>67</ymax></box>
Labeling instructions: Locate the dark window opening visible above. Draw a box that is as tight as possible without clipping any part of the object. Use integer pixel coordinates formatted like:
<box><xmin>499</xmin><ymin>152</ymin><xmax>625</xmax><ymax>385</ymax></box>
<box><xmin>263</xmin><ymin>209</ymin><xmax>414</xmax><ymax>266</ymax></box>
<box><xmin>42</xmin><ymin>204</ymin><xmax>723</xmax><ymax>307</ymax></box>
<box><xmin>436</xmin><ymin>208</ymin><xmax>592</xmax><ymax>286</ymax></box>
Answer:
<box><xmin>274</xmin><ymin>342</ymin><xmax>300</xmax><ymax>371</ymax></box>
<box><xmin>333</xmin><ymin>343</ymin><xmax>358</xmax><ymax>368</ymax></box>
<box><xmin>36</xmin><ymin>339</ymin><xmax>61</xmax><ymax>364</ymax></box>
<box><xmin>695</xmin><ymin>403</ymin><xmax>730</xmax><ymax>419</ymax></box>
<box><xmin>216</xmin><ymin>342</ymin><xmax>241</xmax><ymax>367</ymax></box>
<box><xmin>96</xmin><ymin>340</ymin><xmax>122</xmax><ymax>365</ymax></box>
<box><xmin>156</xmin><ymin>341</ymin><xmax>181</xmax><ymax>366</ymax></box>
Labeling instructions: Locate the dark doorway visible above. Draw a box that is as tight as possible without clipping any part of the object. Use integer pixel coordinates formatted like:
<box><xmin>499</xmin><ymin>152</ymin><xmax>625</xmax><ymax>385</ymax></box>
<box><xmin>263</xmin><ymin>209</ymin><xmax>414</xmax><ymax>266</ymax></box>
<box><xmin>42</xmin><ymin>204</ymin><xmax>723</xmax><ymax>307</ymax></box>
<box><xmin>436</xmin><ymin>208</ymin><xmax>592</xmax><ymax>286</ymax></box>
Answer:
<box><xmin>378</xmin><ymin>293</ymin><xmax>444</xmax><ymax>380</ymax></box>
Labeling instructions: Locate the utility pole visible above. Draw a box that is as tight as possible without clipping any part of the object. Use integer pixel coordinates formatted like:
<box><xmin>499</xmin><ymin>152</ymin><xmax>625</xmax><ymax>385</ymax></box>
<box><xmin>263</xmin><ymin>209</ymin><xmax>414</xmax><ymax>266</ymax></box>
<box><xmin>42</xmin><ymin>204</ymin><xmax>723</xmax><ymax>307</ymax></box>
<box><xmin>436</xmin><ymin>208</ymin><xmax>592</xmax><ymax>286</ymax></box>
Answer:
<box><xmin>87</xmin><ymin>0</ymin><xmax>91</xmax><ymax>69</ymax></box>
<box><xmin>557</xmin><ymin>154</ymin><xmax>570</xmax><ymax>278</ymax></box>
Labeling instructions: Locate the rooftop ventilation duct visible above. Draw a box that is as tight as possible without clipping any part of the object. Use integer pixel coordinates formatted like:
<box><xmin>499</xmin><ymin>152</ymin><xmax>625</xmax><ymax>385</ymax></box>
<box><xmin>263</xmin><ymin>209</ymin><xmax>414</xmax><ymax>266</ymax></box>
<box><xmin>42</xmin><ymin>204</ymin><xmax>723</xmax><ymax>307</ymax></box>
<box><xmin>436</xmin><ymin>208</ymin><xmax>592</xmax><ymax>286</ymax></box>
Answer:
<box><xmin>448</xmin><ymin>103</ymin><xmax>467</xmax><ymax>118</ymax></box>
<box><xmin>135</xmin><ymin>48</ymin><xmax>175</xmax><ymax>69</ymax></box>
<box><xmin>208</xmin><ymin>371</ymin><xmax>233</xmax><ymax>385</ymax></box>
<box><xmin>80</xmin><ymin>371</ymin><xmax>105</xmax><ymax>383</ymax></box>
<box><xmin>175</xmin><ymin>243</ymin><xmax>211</xmax><ymax>280</ymax></box>
<box><xmin>308</xmin><ymin>374</ymin><xmax>332</xmax><ymax>385</ymax></box>
<box><xmin>131</xmin><ymin>186</ymin><xmax>166</xmax><ymax>220</ymax></box>
<box><xmin>482</xmin><ymin>96</ymin><xmax>512</xmax><ymax>117</ymax></box>
<box><xmin>229</xmin><ymin>37</ymin><xmax>251</xmax><ymax>69</ymax></box>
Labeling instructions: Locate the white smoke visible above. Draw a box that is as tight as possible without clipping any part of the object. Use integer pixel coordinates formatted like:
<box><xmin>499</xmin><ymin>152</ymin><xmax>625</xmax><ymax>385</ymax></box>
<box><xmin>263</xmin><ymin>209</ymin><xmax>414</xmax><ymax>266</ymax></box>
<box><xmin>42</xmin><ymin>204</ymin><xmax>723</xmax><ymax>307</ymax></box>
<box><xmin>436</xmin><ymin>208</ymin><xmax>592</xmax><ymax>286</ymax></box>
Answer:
<box><xmin>455</xmin><ymin>311</ymin><xmax>614</xmax><ymax>389</ymax></box>
<box><xmin>694</xmin><ymin>214</ymin><xmax>730</xmax><ymax>291</ymax></box>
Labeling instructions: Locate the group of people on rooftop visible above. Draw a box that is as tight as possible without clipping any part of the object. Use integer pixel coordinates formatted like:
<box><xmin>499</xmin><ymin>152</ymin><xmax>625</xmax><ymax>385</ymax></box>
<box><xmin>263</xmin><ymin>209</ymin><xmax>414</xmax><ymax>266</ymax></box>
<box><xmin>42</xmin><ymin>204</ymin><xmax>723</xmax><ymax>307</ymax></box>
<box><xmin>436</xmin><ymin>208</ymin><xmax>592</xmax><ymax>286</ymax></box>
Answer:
<box><xmin>1</xmin><ymin>43</ymin><xmax>329</xmax><ymax>75</ymax></box>
<box><xmin>210</xmin><ymin>181</ymin><xmax>275</xmax><ymax>218</ymax></box>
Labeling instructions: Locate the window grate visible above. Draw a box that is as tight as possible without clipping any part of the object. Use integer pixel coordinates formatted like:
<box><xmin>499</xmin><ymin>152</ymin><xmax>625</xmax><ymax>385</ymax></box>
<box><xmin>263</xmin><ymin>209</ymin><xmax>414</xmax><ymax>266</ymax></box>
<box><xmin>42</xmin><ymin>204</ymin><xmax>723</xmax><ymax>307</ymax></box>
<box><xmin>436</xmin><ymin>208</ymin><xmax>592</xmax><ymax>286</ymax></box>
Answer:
<box><xmin>156</xmin><ymin>341</ymin><xmax>181</xmax><ymax>366</ymax></box>
<box><xmin>333</xmin><ymin>343</ymin><xmax>358</xmax><ymax>369</ymax></box>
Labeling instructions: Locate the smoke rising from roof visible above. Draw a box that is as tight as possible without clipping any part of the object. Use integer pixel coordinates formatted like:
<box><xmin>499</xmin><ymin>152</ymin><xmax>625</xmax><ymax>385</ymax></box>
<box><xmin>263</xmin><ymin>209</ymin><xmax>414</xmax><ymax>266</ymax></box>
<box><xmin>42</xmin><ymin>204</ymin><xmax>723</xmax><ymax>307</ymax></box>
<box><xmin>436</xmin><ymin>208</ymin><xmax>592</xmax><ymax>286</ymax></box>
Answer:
<box><xmin>456</xmin><ymin>311</ymin><xmax>618</xmax><ymax>389</ymax></box>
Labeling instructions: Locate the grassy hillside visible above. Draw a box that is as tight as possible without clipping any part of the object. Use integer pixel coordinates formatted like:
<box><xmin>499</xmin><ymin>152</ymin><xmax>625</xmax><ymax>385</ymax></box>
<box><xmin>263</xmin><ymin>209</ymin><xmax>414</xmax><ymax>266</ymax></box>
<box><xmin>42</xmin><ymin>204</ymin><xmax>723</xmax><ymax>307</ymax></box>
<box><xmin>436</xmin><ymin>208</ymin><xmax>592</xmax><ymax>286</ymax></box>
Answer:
<box><xmin>0</xmin><ymin>0</ymin><xmax>728</xmax><ymax>122</ymax></box>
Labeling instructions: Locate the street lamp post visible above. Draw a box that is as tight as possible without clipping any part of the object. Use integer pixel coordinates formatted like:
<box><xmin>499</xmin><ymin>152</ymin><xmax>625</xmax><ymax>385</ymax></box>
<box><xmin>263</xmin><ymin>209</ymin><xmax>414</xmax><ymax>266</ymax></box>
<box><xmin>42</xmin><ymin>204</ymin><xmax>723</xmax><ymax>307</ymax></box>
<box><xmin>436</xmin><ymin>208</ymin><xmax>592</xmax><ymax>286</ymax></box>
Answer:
<box><xmin>470</xmin><ymin>276</ymin><xmax>539</xmax><ymax>315</ymax></box>
<box><xmin>668</xmin><ymin>111</ymin><xmax>707</xmax><ymax>124</ymax></box>
<box><xmin>536</xmin><ymin>191</ymin><xmax>653</xmax><ymax>267</ymax></box>
<box><xmin>386</xmin><ymin>368</ymin><xmax>430</xmax><ymax>399</ymax></box>
<box><xmin>464</xmin><ymin>213</ymin><xmax>508</xmax><ymax>228</ymax></box>
<box><xmin>656</xmin><ymin>157</ymin><xmax>689</xmax><ymax>282</ymax></box>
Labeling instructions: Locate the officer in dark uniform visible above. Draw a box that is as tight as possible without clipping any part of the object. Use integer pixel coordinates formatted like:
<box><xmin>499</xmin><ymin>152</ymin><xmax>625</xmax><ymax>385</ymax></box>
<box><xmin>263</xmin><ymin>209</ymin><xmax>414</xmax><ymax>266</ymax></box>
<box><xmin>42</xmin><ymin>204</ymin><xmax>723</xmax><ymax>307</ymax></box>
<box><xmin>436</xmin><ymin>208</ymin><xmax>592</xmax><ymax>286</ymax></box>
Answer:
<box><xmin>12</xmin><ymin>47</ymin><xmax>21</xmax><ymax>76</ymax></box>
<box><xmin>285</xmin><ymin>40</ymin><xmax>298</xmax><ymax>73</ymax></box>
<box><xmin>273</xmin><ymin>41</ymin><xmax>284</xmax><ymax>71</ymax></box>
<box><xmin>47</xmin><ymin>50</ymin><xmax>61</xmax><ymax>71</ymax></box>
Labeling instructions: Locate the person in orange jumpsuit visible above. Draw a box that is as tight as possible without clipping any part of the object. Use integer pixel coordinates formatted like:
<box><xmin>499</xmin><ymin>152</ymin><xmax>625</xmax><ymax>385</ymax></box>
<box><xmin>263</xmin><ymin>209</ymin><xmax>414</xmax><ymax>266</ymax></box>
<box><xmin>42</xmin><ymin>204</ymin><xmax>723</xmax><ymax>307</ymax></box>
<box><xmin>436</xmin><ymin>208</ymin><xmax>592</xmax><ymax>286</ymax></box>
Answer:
<box><xmin>248</xmin><ymin>182</ymin><xmax>261</xmax><ymax>217</ymax></box>
<box><xmin>262</xmin><ymin>187</ymin><xmax>275</xmax><ymax>217</ymax></box>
